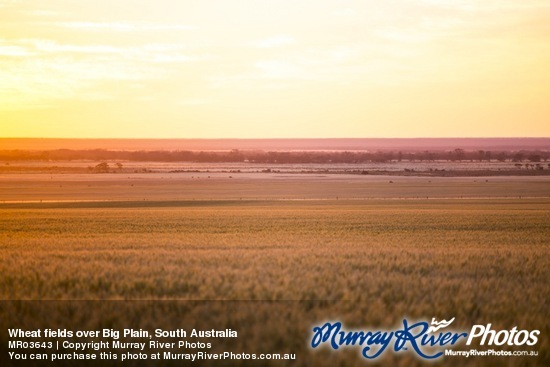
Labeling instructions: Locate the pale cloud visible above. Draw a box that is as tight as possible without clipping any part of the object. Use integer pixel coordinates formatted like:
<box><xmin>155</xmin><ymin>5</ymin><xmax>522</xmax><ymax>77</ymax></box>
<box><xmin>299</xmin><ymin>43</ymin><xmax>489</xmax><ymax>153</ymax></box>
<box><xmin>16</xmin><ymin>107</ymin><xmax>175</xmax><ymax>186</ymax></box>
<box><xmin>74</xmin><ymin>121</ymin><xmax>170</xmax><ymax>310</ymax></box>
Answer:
<box><xmin>211</xmin><ymin>44</ymin><xmax>365</xmax><ymax>89</ymax></box>
<box><xmin>151</xmin><ymin>54</ymin><xmax>194</xmax><ymax>63</ymax></box>
<box><xmin>0</xmin><ymin>55</ymin><xmax>155</xmax><ymax>110</ymax></box>
<box><xmin>374</xmin><ymin>29</ymin><xmax>433</xmax><ymax>44</ymax></box>
<box><xmin>32</xmin><ymin>40</ymin><xmax>123</xmax><ymax>54</ymax></box>
<box><xmin>28</xmin><ymin>10</ymin><xmax>61</xmax><ymax>17</ymax></box>
<box><xmin>420</xmin><ymin>0</ymin><xmax>550</xmax><ymax>11</ymax></box>
<box><xmin>0</xmin><ymin>0</ymin><xmax>20</xmax><ymax>7</ymax></box>
<box><xmin>180</xmin><ymin>98</ymin><xmax>209</xmax><ymax>106</ymax></box>
<box><xmin>255</xmin><ymin>60</ymin><xmax>301</xmax><ymax>79</ymax></box>
<box><xmin>141</xmin><ymin>44</ymin><xmax>187</xmax><ymax>52</ymax></box>
<box><xmin>209</xmin><ymin>37</ymin><xmax>445</xmax><ymax>91</ymax></box>
<box><xmin>208</xmin><ymin>62</ymin><xmax>301</xmax><ymax>90</ymax></box>
<box><xmin>250</xmin><ymin>35</ymin><xmax>296</xmax><ymax>48</ymax></box>
<box><xmin>327</xmin><ymin>45</ymin><xmax>360</xmax><ymax>62</ymax></box>
<box><xmin>333</xmin><ymin>8</ymin><xmax>359</xmax><ymax>18</ymax></box>
<box><xmin>1</xmin><ymin>39</ymin><xmax>199</xmax><ymax>61</ymax></box>
<box><xmin>0</xmin><ymin>44</ymin><xmax>34</xmax><ymax>57</ymax></box>
<box><xmin>0</xmin><ymin>37</ymin><xmax>202</xmax><ymax>110</ymax></box>
<box><xmin>58</xmin><ymin>22</ymin><xmax>196</xmax><ymax>32</ymax></box>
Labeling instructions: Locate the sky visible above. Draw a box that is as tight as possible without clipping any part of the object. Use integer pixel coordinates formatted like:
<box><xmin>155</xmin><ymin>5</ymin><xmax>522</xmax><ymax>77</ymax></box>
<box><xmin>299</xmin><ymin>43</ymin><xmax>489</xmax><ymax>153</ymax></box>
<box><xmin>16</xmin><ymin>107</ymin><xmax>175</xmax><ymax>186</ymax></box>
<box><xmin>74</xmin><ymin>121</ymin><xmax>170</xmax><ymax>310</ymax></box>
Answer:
<box><xmin>0</xmin><ymin>0</ymin><xmax>549</xmax><ymax>138</ymax></box>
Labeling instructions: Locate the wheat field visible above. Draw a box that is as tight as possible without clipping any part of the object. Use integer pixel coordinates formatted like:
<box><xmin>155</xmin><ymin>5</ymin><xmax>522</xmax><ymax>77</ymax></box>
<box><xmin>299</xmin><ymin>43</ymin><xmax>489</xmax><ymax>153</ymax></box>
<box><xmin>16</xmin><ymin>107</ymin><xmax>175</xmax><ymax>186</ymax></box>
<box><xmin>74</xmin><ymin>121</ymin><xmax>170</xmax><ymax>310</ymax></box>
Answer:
<box><xmin>0</xmin><ymin>200</ymin><xmax>550</xmax><ymax>365</ymax></box>
<box><xmin>1</xmin><ymin>193</ymin><xmax>549</xmax><ymax>366</ymax></box>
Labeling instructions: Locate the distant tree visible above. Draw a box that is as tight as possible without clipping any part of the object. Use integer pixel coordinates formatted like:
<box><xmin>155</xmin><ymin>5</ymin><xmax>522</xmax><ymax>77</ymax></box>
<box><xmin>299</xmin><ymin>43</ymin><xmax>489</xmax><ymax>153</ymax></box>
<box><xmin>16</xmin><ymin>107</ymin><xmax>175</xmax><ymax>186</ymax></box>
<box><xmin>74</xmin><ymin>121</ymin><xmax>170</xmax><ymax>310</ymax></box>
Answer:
<box><xmin>512</xmin><ymin>153</ymin><xmax>524</xmax><ymax>162</ymax></box>
<box><xmin>453</xmin><ymin>148</ymin><xmax>465</xmax><ymax>161</ymax></box>
<box><xmin>93</xmin><ymin>162</ymin><xmax>109</xmax><ymax>173</ymax></box>
<box><xmin>477</xmin><ymin>150</ymin><xmax>485</xmax><ymax>162</ymax></box>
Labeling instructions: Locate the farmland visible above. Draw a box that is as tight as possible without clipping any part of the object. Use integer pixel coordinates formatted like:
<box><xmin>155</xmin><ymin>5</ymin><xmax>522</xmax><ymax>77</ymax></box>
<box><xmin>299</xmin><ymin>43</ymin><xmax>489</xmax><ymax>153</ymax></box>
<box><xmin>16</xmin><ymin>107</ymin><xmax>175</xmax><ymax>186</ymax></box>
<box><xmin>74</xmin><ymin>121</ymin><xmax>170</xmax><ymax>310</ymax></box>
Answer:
<box><xmin>0</xmin><ymin>173</ymin><xmax>549</xmax><ymax>366</ymax></box>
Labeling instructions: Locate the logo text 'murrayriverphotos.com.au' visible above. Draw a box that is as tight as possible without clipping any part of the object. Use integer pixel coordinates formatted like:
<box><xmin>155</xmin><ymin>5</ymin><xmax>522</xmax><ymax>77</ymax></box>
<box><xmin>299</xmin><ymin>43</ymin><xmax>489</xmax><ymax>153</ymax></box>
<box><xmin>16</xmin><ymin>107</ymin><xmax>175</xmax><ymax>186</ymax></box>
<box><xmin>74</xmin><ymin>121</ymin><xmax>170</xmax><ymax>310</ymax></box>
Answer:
<box><xmin>310</xmin><ymin>318</ymin><xmax>539</xmax><ymax>360</ymax></box>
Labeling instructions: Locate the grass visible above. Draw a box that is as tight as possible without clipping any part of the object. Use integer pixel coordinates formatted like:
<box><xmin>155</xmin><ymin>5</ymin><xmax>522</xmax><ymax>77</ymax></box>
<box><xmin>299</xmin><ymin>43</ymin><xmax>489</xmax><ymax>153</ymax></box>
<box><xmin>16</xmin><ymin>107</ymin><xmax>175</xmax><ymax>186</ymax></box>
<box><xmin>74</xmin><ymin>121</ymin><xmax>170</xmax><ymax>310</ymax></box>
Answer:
<box><xmin>1</xmin><ymin>198</ymin><xmax>548</xmax><ymax>366</ymax></box>
<box><xmin>1</xmin><ymin>200</ymin><xmax>548</xmax><ymax>301</ymax></box>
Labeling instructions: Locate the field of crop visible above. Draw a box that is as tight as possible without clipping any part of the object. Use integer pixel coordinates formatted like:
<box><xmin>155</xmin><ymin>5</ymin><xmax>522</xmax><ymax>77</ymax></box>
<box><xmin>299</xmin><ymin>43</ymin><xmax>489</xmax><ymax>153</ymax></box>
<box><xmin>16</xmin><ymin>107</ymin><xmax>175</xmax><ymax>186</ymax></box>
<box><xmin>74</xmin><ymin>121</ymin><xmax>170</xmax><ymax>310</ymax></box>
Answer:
<box><xmin>1</xmin><ymin>173</ymin><xmax>550</xmax><ymax>202</ymax></box>
<box><xmin>1</xmin><ymin>177</ymin><xmax>549</xmax><ymax>366</ymax></box>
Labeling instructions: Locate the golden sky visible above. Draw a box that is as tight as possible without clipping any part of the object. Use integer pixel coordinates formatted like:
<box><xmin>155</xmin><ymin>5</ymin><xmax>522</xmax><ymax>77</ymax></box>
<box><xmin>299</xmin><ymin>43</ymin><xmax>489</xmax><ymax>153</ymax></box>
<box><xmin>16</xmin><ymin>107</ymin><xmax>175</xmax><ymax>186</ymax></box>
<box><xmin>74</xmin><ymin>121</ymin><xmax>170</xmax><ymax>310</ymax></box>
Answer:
<box><xmin>1</xmin><ymin>0</ymin><xmax>549</xmax><ymax>138</ymax></box>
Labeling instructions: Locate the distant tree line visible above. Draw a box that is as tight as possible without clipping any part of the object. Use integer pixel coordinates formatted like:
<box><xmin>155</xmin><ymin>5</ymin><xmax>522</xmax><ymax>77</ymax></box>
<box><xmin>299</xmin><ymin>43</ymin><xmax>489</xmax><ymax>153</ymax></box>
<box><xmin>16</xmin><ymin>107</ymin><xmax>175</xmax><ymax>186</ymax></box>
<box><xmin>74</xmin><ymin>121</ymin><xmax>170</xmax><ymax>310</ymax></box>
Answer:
<box><xmin>0</xmin><ymin>148</ymin><xmax>548</xmax><ymax>164</ymax></box>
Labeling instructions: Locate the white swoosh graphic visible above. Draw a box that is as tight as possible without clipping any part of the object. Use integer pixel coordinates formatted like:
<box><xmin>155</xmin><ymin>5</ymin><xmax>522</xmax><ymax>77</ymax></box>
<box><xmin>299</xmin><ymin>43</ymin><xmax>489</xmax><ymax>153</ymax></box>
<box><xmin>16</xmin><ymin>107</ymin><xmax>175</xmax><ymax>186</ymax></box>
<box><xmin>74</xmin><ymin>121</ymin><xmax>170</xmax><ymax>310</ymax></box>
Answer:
<box><xmin>427</xmin><ymin>317</ymin><xmax>456</xmax><ymax>333</ymax></box>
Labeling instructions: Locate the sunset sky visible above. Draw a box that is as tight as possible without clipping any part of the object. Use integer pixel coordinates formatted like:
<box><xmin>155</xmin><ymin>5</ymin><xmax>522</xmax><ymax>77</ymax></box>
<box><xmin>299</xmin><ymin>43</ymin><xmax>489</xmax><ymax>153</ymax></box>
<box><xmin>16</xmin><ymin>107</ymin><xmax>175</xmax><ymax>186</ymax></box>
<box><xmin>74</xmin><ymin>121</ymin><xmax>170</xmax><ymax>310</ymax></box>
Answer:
<box><xmin>1</xmin><ymin>0</ymin><xmax>549</xmax><ymax>138</ymax></box>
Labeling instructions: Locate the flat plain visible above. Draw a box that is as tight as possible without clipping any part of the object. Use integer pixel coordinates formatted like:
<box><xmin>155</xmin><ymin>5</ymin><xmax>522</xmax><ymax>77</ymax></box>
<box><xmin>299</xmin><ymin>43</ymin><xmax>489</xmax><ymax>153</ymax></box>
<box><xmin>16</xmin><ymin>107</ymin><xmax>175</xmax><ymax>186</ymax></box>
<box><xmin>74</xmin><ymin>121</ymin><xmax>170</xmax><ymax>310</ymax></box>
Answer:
<box><xmin>0</xmin><ymin>173</ymin><xmax>549</xmax><ymax>366</ymax></box>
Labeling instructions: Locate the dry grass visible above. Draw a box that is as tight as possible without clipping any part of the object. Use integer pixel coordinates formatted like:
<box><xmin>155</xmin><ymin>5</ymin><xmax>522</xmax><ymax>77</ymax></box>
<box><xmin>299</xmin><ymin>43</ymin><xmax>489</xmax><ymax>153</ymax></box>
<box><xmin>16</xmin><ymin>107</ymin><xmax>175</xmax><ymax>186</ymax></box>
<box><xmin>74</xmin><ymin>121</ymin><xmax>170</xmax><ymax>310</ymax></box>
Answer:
<box><xmin>1</xmin><ymin>198</ymin><xmax>548</xmax><ymax>366</ymax></box>
<box><xmin>1</xmin><ymin>173</ymin><xmax>549</xmax><ymax>202</ymax></box>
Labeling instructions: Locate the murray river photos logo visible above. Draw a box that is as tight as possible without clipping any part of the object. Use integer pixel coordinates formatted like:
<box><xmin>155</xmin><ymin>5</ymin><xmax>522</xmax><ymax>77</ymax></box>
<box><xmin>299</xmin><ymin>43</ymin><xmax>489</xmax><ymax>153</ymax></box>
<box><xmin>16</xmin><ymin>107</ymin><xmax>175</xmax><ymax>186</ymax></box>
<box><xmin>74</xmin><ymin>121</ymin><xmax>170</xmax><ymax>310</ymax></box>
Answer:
<box><xmin>310</xmin><ymin>318</ymin><xmax>540</xmax><ymax>360</ymax></box>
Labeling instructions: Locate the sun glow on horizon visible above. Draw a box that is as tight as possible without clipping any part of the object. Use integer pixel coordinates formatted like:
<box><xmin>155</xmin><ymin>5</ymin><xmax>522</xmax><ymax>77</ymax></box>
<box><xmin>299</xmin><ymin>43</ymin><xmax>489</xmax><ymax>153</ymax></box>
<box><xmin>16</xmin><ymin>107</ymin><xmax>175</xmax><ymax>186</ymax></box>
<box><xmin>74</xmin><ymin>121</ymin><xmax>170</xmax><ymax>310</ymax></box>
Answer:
<box><xmin>1</xmin><ymin>0</ymin><xmax>549</xmax><ymax>138</ymax></box>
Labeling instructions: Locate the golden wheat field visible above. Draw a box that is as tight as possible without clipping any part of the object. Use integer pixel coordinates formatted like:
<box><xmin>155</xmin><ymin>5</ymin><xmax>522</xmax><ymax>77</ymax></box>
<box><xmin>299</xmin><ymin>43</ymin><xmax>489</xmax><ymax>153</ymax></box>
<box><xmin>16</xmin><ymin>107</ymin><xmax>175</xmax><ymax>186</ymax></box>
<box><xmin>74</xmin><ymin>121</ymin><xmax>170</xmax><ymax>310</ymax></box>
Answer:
<box><xmin>0</xmin><ymin>174</ymin><xmax>549</xmax><ymax>366</ymax></box>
